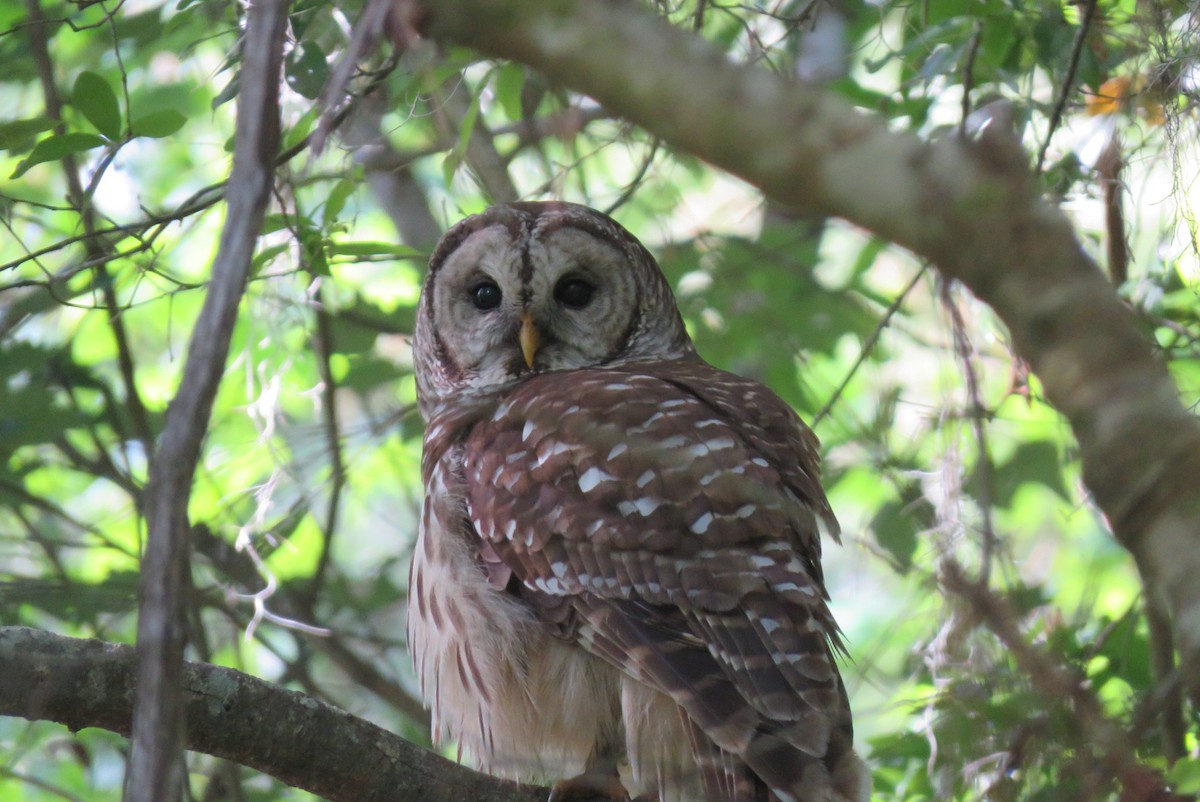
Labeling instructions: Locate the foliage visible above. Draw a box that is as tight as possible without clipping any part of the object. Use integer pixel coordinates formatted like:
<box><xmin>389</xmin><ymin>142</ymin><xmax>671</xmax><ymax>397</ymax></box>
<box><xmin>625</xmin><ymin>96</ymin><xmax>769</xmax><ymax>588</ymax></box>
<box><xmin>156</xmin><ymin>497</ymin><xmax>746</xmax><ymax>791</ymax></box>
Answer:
<box><xmin>1</xmin><ymin>0</ymin><xmax>1199</xmax><ymax>799</ymax></box>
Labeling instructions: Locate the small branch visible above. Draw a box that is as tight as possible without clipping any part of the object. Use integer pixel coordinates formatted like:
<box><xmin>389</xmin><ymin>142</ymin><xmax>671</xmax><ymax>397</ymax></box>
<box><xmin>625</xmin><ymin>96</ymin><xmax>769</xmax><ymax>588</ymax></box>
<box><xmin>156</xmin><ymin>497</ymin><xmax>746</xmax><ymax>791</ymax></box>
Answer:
<box><xmin>939</xmin><ymin>562</ymin><xmax>1176</xmax><ymax>799</ymax></box>
<box><xmin>192</xmin><ymin>526</ymin><xmax>430</xmax><ymax>725</ymax></box>
<box><xmin>939</xmin><ymin>280</ymin><xmax>998</xmax><ymax>583</ymax></box>
<box><xmin>0</xmin><ymin>476</ymin><xmax>134</xmax><ymax>557</ymax></box>
<box><xmin>1143</xmin><ymin>585</ymin><xmax>1185</xmax><ymax>765</ymax></box>
<box><xmin>1035</xmin><ymin>0</ymin><xmax>1098</xmax><ymax>173</ymax></box>
<box><xmin>339</xmin><ymin>88</ymin><xmax>442</xmax><ymax>250</ymax></box>
<box><xmin>0</xmin><ymin>101</ymin><xmax>593</xmax><ymax>281</ymax></box>
<box><xmin>0</xmin><ymin>766</ymin><xmax>86</xmax><ymax>802</ymax></box>
<box><xmin>1096</xmin><ymin>130</ymin><xmax>1128</xmax><ymax>285</ymax></box>
<box><xmin>426</xmin><ymin>65</ymin><xmax>519</xmax><ymax>202</ymax></box>
<box><xmin>0</xmin><ymin>626</ymin><xmax>598</xmax><ymax>802</ymax></box>
<box><xmin>127</xmin><ymin>2</ymin><xmax>289</xmax><ymax>801</ymax></box>
<box><xmin>23</xmin><ymin>0</ymin><xmax>155</xmax><ymax>457</ymax></box>
<box><xmin>603</xmin><ymin>138</ymin><xmax>661</xmax><ymax>216</ymax></box>
<box><xmin>957</xmin><ymin>21</ymin><xmax>982</xmax><ymax>137</ymax></box>
<box><xmin>814</xmin><ymin>262</ymin><xmax>927</xmax><ymax>427</ymax></box>
<box><xmin>304</xmin><ymin>281</ymin><xmax>347</xmax><ymax>606</ymax></box>
<box><xmin>312</xmin><ymin>0</ymin><xmax>391</xmax><ymax>154</ymax></box>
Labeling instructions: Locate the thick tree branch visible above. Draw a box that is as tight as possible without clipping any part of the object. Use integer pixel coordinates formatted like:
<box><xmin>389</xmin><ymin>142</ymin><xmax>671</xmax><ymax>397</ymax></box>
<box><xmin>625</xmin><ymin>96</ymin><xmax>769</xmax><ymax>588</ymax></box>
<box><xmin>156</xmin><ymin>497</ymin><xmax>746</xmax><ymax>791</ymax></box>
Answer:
<box><xmin>410</xmin><ymin>0</ymin><xmax>1200</xmax><ymax>689</ymax></box>
<box><xmin>129</xmin><ymin>2</ymin><xmax>289</xmax><ymax>800</ymax></box>
<box><xmin>0</xmin><ymin>627</ymin><xmax>586</xmax><ymax>802</ymax></box>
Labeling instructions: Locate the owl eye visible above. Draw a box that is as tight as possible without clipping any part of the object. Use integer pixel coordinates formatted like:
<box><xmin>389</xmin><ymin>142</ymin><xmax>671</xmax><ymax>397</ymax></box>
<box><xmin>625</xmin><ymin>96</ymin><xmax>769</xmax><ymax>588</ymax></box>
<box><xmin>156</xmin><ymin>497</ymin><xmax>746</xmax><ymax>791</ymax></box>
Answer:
<box><xmin>554</xmin><ymin>277</ymin><xmax>595</xmax><ymax>309</ymax></box>
<box><xmin>470</xmin><ymin>280</ymin><xmax>503</xmax><ymax>311</ymax></box>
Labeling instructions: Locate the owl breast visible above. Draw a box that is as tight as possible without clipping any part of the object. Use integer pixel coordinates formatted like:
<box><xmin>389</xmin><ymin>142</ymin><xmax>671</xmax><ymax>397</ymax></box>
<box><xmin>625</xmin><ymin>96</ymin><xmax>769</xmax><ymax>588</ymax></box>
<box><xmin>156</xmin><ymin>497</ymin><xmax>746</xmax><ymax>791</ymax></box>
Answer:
<box><xmin>407</xmin><ymin>446</ymin><xmax>633</xmax><ymax>780</ymax></box>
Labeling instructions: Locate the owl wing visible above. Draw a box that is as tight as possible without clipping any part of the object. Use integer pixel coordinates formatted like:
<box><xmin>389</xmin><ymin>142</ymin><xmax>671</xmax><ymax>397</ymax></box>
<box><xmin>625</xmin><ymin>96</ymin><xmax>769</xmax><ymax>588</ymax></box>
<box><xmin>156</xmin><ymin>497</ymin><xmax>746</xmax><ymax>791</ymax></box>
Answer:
<box><xmin>457</xmin><ymin>360</ymin><xmax>858</xmax><ymax>800</ymax></box>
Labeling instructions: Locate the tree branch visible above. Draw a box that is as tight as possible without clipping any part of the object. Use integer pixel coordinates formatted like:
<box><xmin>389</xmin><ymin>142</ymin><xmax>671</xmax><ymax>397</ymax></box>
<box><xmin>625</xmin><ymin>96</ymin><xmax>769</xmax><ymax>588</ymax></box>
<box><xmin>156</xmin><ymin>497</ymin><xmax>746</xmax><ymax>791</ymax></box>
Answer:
<box><xmin>0</xmin><ymin>626</ymin><xmax>592</xmax><ymax>802</ymax></box>
<box><xmin>129</xmin><ymin>1</ymin><xmax>289</xmax><ymax>800</ymax></box>
<box><xmin>409</xmin><ymin>0</ymin><xmax>1200</xmax><ymax>694</ymax></box>
<box><xmin>23</xmin><ymin>0</ymin><xmax>155</xmax><ymax>457</ymax></box>
<box><xmin>940</xmin><ymin>563</ymin><xmax>1187</xmax><ymax>801</ymax></box>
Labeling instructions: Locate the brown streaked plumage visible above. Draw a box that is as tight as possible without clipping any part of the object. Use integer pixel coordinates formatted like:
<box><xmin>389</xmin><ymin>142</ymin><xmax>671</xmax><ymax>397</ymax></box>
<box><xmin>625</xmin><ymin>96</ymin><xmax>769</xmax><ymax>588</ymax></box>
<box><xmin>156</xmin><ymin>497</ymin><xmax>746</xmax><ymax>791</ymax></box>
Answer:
<box><xmin>408</xmin><ymin>201</ymin><xmax>869</xmax><ymax>802</ymax></box>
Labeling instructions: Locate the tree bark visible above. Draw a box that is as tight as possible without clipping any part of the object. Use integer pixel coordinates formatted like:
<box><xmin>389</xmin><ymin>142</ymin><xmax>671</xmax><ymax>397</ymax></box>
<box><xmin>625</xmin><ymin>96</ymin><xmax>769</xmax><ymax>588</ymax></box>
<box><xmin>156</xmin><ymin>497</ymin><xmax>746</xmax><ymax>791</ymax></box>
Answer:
<box><xmin>410</xmin><ymin>0</ymin><xmax>1200</xmax><ymax>687</ymax></box>
<box><xmin>129</xmin><ymin>2</ymin><xmax>289</xmax><ymax>800</ymax></box>
<box><xmin>0</xmin><ymin>626</ymin><xmax>580</xmax><ymax>802</ymax></box>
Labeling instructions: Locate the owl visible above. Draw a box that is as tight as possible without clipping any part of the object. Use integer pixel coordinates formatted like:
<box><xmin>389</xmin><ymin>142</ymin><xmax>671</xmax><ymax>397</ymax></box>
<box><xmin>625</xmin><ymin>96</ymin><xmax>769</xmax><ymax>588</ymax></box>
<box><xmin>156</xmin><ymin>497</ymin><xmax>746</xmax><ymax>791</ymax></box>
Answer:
<box><xmin>408</xmin><ymin>201</ymin><xmax>868</xmax><ymax>802</ymax></box>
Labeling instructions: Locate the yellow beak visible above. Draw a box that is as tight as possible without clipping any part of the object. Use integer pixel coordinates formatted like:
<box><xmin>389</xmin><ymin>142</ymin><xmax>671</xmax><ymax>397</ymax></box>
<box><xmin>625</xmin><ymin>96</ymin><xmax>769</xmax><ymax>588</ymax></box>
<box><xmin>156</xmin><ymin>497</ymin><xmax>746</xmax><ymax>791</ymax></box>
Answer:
<box><xmin>519</xmin><ymin>313</ymin><xmax>540</xmax><ymax>368</ymax></box>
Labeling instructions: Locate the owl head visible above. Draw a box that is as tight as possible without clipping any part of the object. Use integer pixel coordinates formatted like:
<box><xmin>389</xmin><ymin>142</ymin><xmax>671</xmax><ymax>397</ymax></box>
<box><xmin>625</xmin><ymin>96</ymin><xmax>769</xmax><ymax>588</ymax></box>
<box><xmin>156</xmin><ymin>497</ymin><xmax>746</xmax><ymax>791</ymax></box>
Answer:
<box><xmin>414</xmin><ymin>202</ymin><xmax>695</xmax><ymax>414</ymax></box>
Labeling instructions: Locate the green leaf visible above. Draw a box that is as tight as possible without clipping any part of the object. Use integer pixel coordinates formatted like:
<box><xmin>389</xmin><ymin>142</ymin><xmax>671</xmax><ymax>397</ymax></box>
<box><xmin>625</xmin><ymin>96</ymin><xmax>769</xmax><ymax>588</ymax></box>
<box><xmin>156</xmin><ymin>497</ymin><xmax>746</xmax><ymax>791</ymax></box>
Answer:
<box><xmin>322</xmin><ymin>177</ymin><xmax>356</xmax><ymax>227</ymax></box>
<box><xmin>73</xmin><ymin>71</ymin><xmax>122</xmax><ymax>140</ymax></box>
<box><xmin>1092</xmin><ymin>610</ymin><xmax>1153</xmax><ymax>692</ymax></box>
<box><xmin>456</xmin><ymin>93</ymin><xmax>482</xmax><ymax>154</ymax></box>
<box><xmin>260</xmin><ymin>213</ymin><xmax>293</xmax><ymax>235</ymax></box>
<box><xmin>10</xmin><ymin>132</ymin><xmax>106</xmax><ymax>178</ymax></box>
<box><xmin>442</xmin><ymin>89</ymin><xmax>483</xmax><ymax>186</ymax></box>
<box><xmin>251</xmin><ymin>243</ymin><xmax>289</xmax><ymax>276</ymax></box>
<box><xmin>211</xmin><ymin>75</ymin><xmax>239</xmax><ymax>110</ymax></box>
<box><xmin>284</xmin><ymin>107</ymin><xmax>318</xmax><ymax>150</ymax></box>
<box><xmin>301</xmin><ymin>228</ymin><xmax>329</xmax><ymax>276</ymax></box>
<box><xmin>0</xmin><ymin>116</ymin><xmax>57</xmax><ymax>151</ymax></box>
<box><xmin>869</xmin><ymin>479</ymin><xmax>936</xmax><ymax>573</ymax></box>
<box><xmin>441</xmin><ymin>149</ymin><xmax>464</xmax><ymax>188</ymax></box>
<box><xmin>326</xmin><ymin>241</ymin><xmax>422</xmax><ymax>258</ymax></box>
<box><xmin>1168</xmin><ymin>758</ymin><xmax>1200</xmax><ymax>794</ymax></box>
<box><xmin>285</xmin><ymin>41</ymin><xmax>329</xmax><ymax>100</ymax></box>
<box><xmin>131</xmin><ymin>109</ymin><xmax>186</xmax><ymax>138</ymax></box>
<box><xmin>0</xmin><ymin>573</ymin><xmax>138</xmax><ymax>620</ymax></box>
<box><xmin>341</xmin><ymin>356</ymin><xmax>405</xmax><ymax>393</ymax></box>
<box><xmin>495</xmin><ymin>62</ymin><xmax>526</xmax><ymax>120</ymax></box>
<box><xmin>970</xmin><ymin>439</ymin><xmax>1069</xmax><ymax>508</ymax></box>
<box><xmin>870</xmin><ymin>498</ymin><xmax>919</xmax><ymax>572</ymax></box>
<box><xmin>0</xmin><ymin>388</ymin><xmax>91</xmax><ymax>457</ymax></box>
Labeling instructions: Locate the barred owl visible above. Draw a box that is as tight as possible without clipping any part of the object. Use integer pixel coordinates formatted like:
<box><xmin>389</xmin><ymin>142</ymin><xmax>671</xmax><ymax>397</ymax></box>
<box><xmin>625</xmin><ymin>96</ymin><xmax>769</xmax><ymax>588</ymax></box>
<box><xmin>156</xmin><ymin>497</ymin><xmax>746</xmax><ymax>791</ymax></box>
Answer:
<box><xmin>408</xmin><ymin>201</ymin><xmax>868</xmax><ymax>802</ymax></box>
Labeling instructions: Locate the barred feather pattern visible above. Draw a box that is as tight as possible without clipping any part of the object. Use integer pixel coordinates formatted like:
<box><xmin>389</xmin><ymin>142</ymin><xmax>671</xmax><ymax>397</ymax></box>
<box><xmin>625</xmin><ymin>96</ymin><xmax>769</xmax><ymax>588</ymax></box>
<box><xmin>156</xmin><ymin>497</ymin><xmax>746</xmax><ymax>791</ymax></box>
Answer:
<box><xmin>408</xmin><ymin>202</ymin><xmax>869</xmax><ymax>802</ymax></box>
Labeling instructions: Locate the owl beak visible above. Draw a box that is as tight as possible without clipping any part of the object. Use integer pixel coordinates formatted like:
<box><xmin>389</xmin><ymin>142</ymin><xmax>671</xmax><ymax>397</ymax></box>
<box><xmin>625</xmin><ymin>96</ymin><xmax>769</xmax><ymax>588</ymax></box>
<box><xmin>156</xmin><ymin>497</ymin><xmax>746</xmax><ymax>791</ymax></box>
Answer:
<box><xmin>519</xmin><ymin>313</ymin><xmax>540</xmax><ymax>368</ymax></box>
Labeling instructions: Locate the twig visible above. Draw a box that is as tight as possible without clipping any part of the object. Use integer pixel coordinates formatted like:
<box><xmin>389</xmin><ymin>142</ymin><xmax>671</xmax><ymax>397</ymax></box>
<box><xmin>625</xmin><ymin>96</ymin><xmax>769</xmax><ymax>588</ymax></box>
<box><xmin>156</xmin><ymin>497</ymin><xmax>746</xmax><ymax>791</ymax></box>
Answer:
<box><xmin>958</xmin><ymin>21</ymin><xmax>983</xmax><ymax>137</ymax></box>
<box><xmin>313</xmin><ymin>0</ymin><xmax>391</xmax><ymax>153</ymax></box>
<box><xmin>1</xmin><ymin>86</ymin><xmax>590</xmax><ymax>282</ymax></box>
<box><xmin>126</xmin><ymin>1</ymin><xmax>288</xmax><ymax>801</ymax></box>
<box><xmin>603</xmin><ymin>138</ymin><xmax>661</xmax><ymax>216</ymax></box>
<box><xmin>939</xmin><ymin>280</ymin><xmax>997</xmax><ymax>584</ymax></box>
<box><xmin>814</xmin><ymin>262</ymin><xmax>928</xmax><ymax>427</ymax></box>
<box><xmin>1036</xmin><ymin>0</ymin><xmax>1099</xmax><ymax>173</ymax></box>
<box><xmin>22</xmin><ymin>0</ymin><xmax>157</xmax><ymax>456</ymax></box>
<box><xmin>0</xmin><ymin>476</ymin><xmax>118</xmax><ymax>545</ymax></box>
<box><xmin>23</xmin><ymin>0</ymin><xmax>156</xmax><ymax>459</ymax></box>
<box><xmin>940</xmin><ymin>561</ymin><xmax>1140</xmax><ymax>794</ymax></box>
<box><xmin>304</xmin><ymin>281</ymin><xmax>347</xmax><ymax>606</ymax></box>
<box><xmin>192</xmin><ymin>525</ymin><xmax>429</xmax><ymax>724</ymax></box>
<box><xmin>1096</xmin><ymin>130</ymin><xmax>1129</xmax><ymax>285</ymax></box>
<box><xmin>0</xmin><ymin>767</ymin><xmax>86</xmax><ymax>802</ymax></box>
<box><xmin>1143</xmin><ymin>584</ymin><xmax>1185</xmax><ymax>764</ymax></box>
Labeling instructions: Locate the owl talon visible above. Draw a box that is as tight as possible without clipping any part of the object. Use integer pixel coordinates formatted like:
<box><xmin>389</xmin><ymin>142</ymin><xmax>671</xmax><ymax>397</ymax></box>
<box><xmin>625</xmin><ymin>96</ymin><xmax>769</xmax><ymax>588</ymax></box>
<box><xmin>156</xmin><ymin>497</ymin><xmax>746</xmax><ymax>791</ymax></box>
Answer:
<box><xmin>547</xmin><ymin>770</ymin><xmax>631</xmax><ymax>802</ymax></box>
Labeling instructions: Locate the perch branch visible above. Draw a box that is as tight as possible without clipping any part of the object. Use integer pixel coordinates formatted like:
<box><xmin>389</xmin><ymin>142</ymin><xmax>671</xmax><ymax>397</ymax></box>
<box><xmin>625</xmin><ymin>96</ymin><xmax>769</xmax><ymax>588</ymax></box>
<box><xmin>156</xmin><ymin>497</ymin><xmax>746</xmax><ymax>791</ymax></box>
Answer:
<box><xmin>0</xmin><ymin>626</ymin><xmax>602</xmax><ymax>802</ymax></box>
